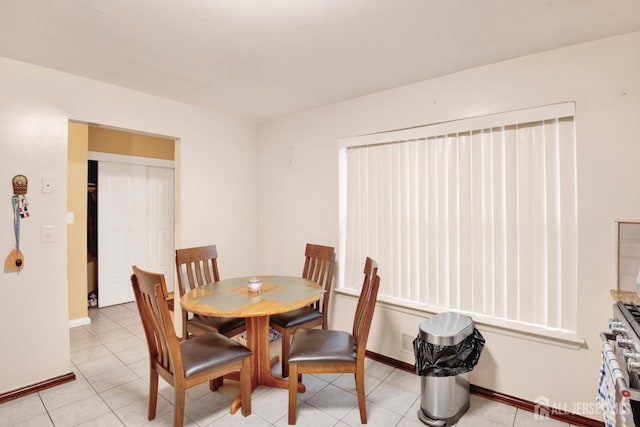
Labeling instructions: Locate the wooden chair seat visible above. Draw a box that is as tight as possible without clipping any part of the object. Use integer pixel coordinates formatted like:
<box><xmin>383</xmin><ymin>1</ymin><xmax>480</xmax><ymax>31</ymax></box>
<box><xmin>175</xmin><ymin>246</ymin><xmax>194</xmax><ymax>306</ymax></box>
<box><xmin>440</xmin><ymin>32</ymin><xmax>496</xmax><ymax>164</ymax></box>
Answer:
<box><xmin>269</xmin><ymin>307</ymin><xmax>323</xmax><ymax>329</ymax></box>
<box><xmin>180</xmin><ymin>332</ymin><xmax>251</xmax><ymax>377</ymax></box>
<box><xmin>188</xmin><ymin>314</ymin><xmax>247</xmax><ymax>337</ymax></box>
<box><xmin>288</xmin><ymin>329</ymin><xmax>356</xmax><ymax>364</ymax></box>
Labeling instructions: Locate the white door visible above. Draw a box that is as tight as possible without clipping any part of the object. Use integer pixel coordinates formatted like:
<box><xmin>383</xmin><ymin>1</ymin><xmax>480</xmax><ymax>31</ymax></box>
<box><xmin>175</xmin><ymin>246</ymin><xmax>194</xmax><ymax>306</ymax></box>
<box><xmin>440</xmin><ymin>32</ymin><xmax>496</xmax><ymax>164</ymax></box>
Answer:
<box><xmin>146</xmin><ymin>166</ymin><xmax>175</xmax><ymax>291</ymax></box>
<box><xmin>98</xmin><ymin>162</ymin><xmax>174</xmax><ymax>307</ymax></box>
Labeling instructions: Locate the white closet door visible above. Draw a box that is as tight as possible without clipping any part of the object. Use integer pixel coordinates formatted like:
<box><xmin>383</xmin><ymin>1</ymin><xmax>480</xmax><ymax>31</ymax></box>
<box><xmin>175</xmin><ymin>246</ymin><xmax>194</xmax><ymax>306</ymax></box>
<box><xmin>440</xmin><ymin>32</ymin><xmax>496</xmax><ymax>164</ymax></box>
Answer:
<box><xmin>98</xmin><ymin>162</ymin><xmax>148</xmax><ymax>307</ymax></box>
<box><xmin>146</xmin><ymin>166</ymin><xmax>175</xmax><ymax>293</ymax></box>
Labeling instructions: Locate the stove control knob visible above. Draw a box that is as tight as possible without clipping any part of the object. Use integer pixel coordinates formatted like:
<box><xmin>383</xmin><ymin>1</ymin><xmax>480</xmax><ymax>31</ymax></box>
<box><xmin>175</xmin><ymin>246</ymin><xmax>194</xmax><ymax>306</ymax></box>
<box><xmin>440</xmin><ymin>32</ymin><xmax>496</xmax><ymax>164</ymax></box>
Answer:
<box><xmin>611</xmin><ymin>323</ymin><xmax>628</xmax><ymax>335</ymax></box>
<box><xmin>617</xmin><ymin>336</ymin><xmax>634</xmax><ymax>348</ymax></box>
<box><xmin>628</xmin><ymin>360</ymin><xmax>640</xmax><ymax>373</ymax></box>
<box><xmin>624</xmin><ymin>349</ymin><xmax>640</xmax><ymax>359</ymax></box>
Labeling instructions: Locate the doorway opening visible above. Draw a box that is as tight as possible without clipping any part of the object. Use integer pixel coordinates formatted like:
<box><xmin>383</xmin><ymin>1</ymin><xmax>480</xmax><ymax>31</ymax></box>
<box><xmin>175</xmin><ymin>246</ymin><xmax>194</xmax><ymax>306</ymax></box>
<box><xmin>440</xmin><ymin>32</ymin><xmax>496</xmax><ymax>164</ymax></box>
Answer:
<box><xmin>87</xmin><ymin>160</ymin><xmax>97</xmax><ymax>307</ymax></box>
<box><xmin>85</xmin><ymin>125</ymin><xmax>175</xmax><ymax>308</ymax></box>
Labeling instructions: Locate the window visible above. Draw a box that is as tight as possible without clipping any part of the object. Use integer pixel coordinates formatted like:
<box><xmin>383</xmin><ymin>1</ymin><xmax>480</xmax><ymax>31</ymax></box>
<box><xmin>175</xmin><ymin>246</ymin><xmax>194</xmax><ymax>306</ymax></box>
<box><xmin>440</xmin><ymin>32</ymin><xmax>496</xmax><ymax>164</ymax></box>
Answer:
<box><xmin>338</xmin><ymin>103</ymin><xmax>577</xmax><ymax>334</ymax></box>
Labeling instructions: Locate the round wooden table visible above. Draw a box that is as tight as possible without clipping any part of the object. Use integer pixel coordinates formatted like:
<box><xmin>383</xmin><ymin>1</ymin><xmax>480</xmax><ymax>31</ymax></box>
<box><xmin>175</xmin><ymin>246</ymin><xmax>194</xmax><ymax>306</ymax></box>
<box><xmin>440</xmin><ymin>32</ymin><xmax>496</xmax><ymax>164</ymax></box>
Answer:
<box><xmin>180</xmin><ymin>275</ymin><xmax>323</xmax><ymax>414</ymax></box>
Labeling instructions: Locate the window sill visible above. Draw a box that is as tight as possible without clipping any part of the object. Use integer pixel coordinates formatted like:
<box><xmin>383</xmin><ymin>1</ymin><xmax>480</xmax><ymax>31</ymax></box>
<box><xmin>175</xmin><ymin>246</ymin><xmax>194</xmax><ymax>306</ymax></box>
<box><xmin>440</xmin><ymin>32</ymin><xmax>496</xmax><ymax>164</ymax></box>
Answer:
<box><xmin>334</xmin><ymin>288</ymin><xmax>586</xmax><ymax>350</ymax></box>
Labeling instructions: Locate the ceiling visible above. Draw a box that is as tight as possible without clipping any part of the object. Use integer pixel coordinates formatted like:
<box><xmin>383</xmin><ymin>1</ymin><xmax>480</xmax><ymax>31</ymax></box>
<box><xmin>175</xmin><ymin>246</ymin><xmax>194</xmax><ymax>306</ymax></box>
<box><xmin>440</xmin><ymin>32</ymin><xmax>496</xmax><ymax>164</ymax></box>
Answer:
<box><xmin>2</xmin><ymin>0</ymin><xmax>640</xmax><ymax>123</ymax></box>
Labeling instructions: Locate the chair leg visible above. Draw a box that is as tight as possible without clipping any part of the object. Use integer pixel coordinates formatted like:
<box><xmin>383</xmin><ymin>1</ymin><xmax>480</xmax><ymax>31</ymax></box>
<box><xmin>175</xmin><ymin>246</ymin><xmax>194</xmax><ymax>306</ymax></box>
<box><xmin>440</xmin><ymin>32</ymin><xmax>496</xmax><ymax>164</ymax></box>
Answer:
<box><xmin>240</xmin><ymin>356</ymin><xmax>252</xmax><ymax>416</ymax></box>
<box><xmin>281</xmin><ymin>328</ymin><xmax>291</xmax><ymax>378</ymax></box>
<box><xmin>174</xmin><ymin>386</ymin><xmax>186</xmax><ymax>427</ymax></box>
<box><xmin>148</xmin><ymin>368</ymin><xmax>159</xmax><ymax>420</ymax></box>
<box><xmin>355</xmin><ymin>371</ymin><xmax>367</xmax><ymax>424</ymax></box>
<box><xmin>288</xmin><ymin>363</ymin><xmax>298</xmax><ymax>425</ymax></box>
<box><xmin>181</xmin><ymin>310</ymin><xmax>188</xmax><ymax>339</ymax></box>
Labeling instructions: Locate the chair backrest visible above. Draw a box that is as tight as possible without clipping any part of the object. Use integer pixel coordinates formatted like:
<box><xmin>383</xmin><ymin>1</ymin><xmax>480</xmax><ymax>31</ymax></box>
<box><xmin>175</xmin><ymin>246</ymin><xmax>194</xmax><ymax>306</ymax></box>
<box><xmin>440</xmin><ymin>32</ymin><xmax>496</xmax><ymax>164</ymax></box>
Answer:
<box><xmin>352</xmin><ymin>257</ymin><xmax>380</xmax><ymax>358</ymax></box>
<box><xmin>302</xmin><ymin>243</ymin><xmax>335</xmax><ymax>319</ymax></box>
<box><xmin>175</xmin><ymin>245</ymin><xmax>221</xmax><ymax>298</ymax></box>
<box><xmin>131</xmin><ymin>265</ymin><xmax>183</xmax><ymax>378</ymax></box>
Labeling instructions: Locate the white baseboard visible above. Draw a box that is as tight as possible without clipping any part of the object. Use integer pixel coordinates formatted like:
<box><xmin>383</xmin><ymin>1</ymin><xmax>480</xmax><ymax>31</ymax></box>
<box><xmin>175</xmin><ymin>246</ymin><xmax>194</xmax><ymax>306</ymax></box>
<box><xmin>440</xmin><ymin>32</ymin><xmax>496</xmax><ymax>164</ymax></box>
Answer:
<box><xmin>69</xmin><ymin>317</ymin><xmax>91</xmax><ymax>328</ymax></box>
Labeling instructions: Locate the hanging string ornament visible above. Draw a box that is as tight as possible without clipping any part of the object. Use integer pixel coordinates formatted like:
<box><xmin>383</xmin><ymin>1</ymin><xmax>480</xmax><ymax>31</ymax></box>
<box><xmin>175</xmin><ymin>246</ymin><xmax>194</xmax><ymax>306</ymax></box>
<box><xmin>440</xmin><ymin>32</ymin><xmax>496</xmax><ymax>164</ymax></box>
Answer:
<box><xmin>5</xmin><ymin>175</ymin><xmax>28</xmax><ymax>273</ymax></box>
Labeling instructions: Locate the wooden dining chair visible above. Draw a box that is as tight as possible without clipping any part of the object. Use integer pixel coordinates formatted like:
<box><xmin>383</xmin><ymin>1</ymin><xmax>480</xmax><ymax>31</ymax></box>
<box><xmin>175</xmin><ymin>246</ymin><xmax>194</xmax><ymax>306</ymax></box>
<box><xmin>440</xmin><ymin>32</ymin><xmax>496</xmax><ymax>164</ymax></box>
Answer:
<box><xmin>269</xmin><ymin>243</ymin><xmax>336</xmax><ymax>378</ymax></box>
<box><xmin>131</xmin><ymin>266</ymin><xmax>252</xmax><ymax>427</ymax></box>
<box><xmin>287</xmin><ymin>257</ymin><xmax>380</xmax><ymax>425</ymax></box>
<box><xmin>175</xmin><ymin>245</ymin><xmax>246</xmax><ymax>339</ymax></box>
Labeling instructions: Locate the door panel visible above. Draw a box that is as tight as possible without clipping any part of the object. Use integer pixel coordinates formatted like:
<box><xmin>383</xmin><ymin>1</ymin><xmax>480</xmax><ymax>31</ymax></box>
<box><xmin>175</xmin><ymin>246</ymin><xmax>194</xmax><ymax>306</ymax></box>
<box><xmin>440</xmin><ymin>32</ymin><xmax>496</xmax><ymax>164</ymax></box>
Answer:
<box><xmin>146</xmin><ymin>166</ymin><xmax>175</xmax><ymax>292</ymax></box>
<box><xmin>98</xmin><ymin>162</ymin><xmax>148</xmax><ymax>307</ymax></box>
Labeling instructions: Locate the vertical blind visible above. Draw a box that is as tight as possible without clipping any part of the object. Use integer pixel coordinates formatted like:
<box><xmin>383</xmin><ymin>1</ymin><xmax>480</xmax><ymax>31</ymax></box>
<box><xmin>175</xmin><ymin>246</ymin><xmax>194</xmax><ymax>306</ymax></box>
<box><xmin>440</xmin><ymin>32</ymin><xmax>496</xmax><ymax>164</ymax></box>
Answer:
<box><xmin>339</xmin><ymin>104</ymin><xmax>577</xmax><ymax>332</ymax></box>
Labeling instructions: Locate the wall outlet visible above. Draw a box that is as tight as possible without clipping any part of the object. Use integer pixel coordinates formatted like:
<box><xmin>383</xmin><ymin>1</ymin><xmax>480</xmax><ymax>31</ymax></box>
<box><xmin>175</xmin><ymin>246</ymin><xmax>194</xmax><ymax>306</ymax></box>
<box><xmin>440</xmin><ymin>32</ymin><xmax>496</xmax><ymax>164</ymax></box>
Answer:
<box><xmin>401</xmin><ymin>331</ymin><xmax>415</xmax><ymax>353</ymax></box>
<box><xmin>41</xmin><ymin>225</ymin><xmax>55</xmax><ymax>242</ymax></box>
<box><xmin>42</xmin><ymin>175</ymin><xmax>55</xmax><ymax>194</ymax></box>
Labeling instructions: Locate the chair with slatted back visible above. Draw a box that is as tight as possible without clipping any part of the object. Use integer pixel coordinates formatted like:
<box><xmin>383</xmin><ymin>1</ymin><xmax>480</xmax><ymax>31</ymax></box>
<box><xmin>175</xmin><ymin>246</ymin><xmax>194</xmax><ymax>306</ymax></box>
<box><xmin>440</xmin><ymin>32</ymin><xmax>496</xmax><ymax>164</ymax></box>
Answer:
<box><xmin>131</xmin><ymin>266</ymin><xmax>252</xmax><ymax>427</ymax></box>
<box><xmin>287</xmin><ymin>257</ymin><xmax>380</xmax><ymax>425</ymax></box>
<box><xmin>175</xmin><ymin>245</ymin><xmax>246</xmax><ymax>339</ymax></box>
<box><xmin>269</xmin><ymin>243</ymin><xmax>336</xmax><ymax>378</ymax></box>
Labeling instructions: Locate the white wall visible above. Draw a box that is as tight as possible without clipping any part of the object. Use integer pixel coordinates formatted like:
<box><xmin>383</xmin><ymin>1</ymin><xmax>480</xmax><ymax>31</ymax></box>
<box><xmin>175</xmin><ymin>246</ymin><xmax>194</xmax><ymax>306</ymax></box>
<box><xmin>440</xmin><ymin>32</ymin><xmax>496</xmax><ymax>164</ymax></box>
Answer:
<box><xmin>256</xmin><ymin>31</ymin><xmax>640</xmax><ymax>417</ymax></box>
<box><xmin>0</xmin><ymin>57</ymin><xmax>257</xmax><ymax>394</ymax></box>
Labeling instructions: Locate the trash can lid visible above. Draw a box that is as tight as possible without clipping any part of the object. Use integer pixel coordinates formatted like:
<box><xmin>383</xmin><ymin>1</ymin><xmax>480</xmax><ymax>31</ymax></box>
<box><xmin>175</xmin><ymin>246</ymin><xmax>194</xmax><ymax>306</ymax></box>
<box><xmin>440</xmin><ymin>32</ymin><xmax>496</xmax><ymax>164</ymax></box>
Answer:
<box><xmin>418</xmin><ymin>312</ymin><xmax>474</xmax><ymax>346</ymax></box>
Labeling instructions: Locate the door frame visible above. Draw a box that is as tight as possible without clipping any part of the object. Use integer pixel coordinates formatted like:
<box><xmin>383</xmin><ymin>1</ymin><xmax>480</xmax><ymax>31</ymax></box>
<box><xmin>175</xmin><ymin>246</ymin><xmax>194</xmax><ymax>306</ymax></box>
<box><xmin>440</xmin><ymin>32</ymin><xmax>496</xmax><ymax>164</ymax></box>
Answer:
<box><xmin>89</xmin><ymin>152</ymin><xmax>174</xmax><ymax>169</ymax></box>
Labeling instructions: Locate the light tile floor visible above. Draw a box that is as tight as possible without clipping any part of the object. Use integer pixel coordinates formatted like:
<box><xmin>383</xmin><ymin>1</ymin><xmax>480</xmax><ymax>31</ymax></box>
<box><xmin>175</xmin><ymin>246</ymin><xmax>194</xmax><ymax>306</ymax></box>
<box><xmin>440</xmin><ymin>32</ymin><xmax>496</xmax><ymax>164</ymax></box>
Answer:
<box><xmin>0</xmin><ymin>303</ymin><xmax>574</xmax><ymax>427</ymax></box>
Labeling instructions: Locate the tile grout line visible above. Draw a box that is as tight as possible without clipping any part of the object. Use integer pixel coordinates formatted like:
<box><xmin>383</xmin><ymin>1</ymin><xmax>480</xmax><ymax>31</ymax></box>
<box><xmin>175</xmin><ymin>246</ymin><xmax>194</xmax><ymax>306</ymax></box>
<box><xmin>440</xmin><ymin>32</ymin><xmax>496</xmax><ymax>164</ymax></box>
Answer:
<box><xmin>81</xmin><ymin>324</ymin><xmax>129</xmax><ymax>427</ymax></box>
<box><xmin>35</xmin><ymin>392</ymin><xmax>56</xmax><ymax>427</ymax></box>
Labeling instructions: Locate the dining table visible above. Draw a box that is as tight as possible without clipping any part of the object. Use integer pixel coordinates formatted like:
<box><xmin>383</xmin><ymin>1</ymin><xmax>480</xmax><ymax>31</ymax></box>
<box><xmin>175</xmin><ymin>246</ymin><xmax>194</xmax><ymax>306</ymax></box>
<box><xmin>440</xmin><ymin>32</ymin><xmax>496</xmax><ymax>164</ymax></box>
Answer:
<box><xmin>180</xmin><ymin>275</ymin><xmax>324</xmax><ymax>414</ymax></box>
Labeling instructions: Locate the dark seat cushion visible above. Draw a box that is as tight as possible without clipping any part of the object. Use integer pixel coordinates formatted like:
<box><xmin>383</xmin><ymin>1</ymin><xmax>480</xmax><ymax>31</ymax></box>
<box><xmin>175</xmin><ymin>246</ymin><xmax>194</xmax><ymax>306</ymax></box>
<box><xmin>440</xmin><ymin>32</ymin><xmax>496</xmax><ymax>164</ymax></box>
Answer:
<box><xmin>288</xmin><ymin>328</ymin><xmax>356</xmax><ymax>364</ymax></box>
<box><xmin>190</xmin><ymin>314</ymin><xmax>245</xmax><ymax>336</ymax></box>
<box><xmin>180</xmin><ymin>332</ymin><xmax>252</xmax><ymax>378</ymax></box>
<box><xmin>270</xmin><ymin>307</ymin><xmax>323</xmax><ymax>329</ymax></box>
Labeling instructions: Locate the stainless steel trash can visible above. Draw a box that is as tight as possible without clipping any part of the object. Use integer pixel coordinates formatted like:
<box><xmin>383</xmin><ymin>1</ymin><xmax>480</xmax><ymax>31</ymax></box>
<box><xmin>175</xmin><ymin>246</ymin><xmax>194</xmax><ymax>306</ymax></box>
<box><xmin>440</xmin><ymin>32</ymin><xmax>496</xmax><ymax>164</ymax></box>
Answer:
<box><xmin>417</xmin><ymin>312</ymin><xmax>474</xmax><ymax>426</ymax></box>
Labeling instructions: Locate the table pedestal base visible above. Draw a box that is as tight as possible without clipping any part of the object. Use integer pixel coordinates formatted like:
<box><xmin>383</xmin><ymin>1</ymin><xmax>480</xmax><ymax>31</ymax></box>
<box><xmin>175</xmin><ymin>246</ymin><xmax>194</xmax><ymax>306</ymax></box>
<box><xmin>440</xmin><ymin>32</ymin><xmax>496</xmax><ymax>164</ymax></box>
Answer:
<box><xmin>229</xmin><ymin>315</ymin><xmax>305</xmax><ymax>414</ymax></box>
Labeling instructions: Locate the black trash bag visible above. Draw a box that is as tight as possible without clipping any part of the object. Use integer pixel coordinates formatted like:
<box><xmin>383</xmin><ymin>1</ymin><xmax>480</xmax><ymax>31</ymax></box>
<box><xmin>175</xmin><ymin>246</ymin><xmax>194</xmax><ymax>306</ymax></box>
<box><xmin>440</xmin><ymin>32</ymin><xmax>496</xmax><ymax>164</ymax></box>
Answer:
<box><xmin>413</xmin><ymin>328</ymin><xmax>485</xmax><ymax>377</ymax></box>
